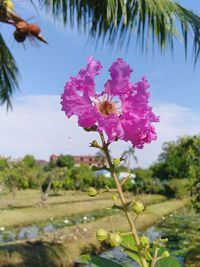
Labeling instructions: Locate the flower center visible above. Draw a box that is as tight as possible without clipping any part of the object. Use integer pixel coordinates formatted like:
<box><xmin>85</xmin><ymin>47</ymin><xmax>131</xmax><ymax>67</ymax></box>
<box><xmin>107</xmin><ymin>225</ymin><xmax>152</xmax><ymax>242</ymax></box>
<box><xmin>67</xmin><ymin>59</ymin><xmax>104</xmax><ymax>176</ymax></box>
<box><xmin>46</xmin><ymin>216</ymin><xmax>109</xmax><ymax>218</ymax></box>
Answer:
<box><xmin>98</xmin><ymin>100</ymin><xmax>117</xmax><ymax>116</ymax></box>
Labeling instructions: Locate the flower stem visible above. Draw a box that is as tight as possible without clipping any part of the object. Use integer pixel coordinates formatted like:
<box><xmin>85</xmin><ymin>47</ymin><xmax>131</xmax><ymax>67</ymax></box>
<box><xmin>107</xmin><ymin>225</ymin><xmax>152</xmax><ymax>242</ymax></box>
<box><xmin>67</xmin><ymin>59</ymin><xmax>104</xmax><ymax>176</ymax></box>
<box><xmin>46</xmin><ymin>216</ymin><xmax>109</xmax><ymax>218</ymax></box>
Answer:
<box><xmin>150</xmin><ymin>247</ymin><xmax>159</xmax><ymax>267</ymax></box>
<box><xmin>99</xmin><ymin>132</ymin><xmax>148</xmax><ymax>267</ymax></box>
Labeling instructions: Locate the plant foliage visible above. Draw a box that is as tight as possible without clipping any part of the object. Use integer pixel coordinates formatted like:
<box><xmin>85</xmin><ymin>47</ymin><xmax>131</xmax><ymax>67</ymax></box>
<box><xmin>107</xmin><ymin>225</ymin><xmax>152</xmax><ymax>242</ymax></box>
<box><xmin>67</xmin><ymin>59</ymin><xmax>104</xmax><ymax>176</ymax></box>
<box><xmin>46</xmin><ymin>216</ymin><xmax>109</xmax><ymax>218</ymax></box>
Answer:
<box><xmin>38</xmin><ymin>0</ymin><xmax>200</xmax><ymax>60</ymax></box>
<box><xmin>0</xmin><ymin>33</ymin><xmax>19</xmax><ymax>109</ymax></box>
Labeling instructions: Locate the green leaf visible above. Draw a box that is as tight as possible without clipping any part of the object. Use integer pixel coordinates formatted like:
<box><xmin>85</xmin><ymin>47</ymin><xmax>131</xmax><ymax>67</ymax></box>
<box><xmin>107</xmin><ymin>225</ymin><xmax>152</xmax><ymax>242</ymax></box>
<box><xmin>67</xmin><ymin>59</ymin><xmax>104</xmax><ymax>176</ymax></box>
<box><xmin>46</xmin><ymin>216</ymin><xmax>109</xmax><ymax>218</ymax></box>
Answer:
<box><xmin>124</xmin><ymin>251</ymin><xmax>142</xmax><ymax>266</ymax></box>
<box><xmin>0</xmin><ymin>33</ymin><xmax>19</xmax><ymax>109</ymax></box>
<box><xmin>76</xmin><ymin>254</ymin><xmax>91</xmax><ymax>264</ymax></box>
<box><xmin>88</xmin><ymin>255</ymin><xmax>124</xmax><ymax>267</ymax></box>
<box><xmin>121</xmin><ymin>234</ymin><xmax>138</xmax><ymax>252</ymax></box>
<box><xmin>36</xmin><ymin>0</ymin><xmax>200</xmax><ymax>62</ymax></box>
<box><xmin>155</xmin><ymin>255</ymin><xmax>181</xmax><ymax>267</ymax></box>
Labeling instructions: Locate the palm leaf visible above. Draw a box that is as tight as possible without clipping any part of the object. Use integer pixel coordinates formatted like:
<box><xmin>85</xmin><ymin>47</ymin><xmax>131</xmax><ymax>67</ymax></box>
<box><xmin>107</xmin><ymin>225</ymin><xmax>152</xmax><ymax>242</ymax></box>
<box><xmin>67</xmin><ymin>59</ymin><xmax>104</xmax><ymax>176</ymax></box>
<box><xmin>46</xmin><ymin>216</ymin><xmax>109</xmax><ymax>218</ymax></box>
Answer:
<box><xmin>37</xmin><ymin>0</ymin><xmax>200</xmax><ymax>61</ymax></box>
<box><xmin>0</xmin><ymin>33</ymin><xmax>19</xmax><ymax>109</ymax></box>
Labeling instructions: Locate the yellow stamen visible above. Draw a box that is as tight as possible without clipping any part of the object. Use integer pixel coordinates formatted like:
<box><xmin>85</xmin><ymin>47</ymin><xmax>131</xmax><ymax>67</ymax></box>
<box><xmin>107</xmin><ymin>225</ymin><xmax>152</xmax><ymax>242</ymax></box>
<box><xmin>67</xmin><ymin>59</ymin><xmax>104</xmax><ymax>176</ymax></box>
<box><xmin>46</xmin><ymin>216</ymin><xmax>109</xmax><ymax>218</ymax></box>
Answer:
<box><xmin>98</xmin><ymin>100</ymin><xmax>117</xmax><ymax>116</ymax></box>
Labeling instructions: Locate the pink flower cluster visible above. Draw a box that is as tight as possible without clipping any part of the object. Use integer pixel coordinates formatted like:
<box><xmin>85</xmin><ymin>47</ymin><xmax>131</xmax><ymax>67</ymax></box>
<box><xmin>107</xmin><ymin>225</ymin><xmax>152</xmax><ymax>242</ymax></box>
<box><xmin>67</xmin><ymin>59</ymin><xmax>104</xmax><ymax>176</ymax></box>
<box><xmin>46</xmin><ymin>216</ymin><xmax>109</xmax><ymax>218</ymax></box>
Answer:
<box><xmin>61</xmin><ymin>57</ymin><xmax>159</xmax><ymax>148</ymax></box>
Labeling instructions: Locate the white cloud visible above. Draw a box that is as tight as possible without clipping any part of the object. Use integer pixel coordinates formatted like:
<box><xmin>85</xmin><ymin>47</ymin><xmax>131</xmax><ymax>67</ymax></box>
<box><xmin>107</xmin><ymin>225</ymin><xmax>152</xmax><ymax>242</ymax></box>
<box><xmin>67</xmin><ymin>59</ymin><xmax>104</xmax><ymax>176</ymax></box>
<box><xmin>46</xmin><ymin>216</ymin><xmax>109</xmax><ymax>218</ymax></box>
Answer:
<box><xmin>1</xmin><ymin>95</ymin><xmax>200</xmax><ymax>167</ymax></box>
<box><xmin>134</xmin><ymin>103</ymin><xmax>200</xmax><ymax>167</ymax></box>
<box><xmin>0</xmin><ymin>95</ymin><xmax>98</xmax><ymax>160</ymax></box>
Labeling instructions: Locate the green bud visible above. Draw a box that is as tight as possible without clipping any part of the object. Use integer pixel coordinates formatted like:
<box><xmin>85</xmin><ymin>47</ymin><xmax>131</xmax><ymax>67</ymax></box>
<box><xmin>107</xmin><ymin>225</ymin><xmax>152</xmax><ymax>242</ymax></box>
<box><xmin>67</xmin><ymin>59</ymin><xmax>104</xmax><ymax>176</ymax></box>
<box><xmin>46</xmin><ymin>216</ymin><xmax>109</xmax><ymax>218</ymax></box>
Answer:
<box><xmin>132</xmin><ymin>201</ymin><xmax>145</xmax><ymax>215</ymax></box>
<box><xmin>4</xmin><ymin>0</ymin><xmax>14</xmax><ymax>10</ymax></box>
<box><xmin>108</xmin><ymin>232</ymin><xmax>122</xmax><ymax>247</ymax></box>
<box><xmin>90</xmin><ymin>140</ymin><xmax>101</xmax><ymax>148</ymax></box>
<box><xmin>84</xmin><ymin>125</ymin><xmax>98</xmax><ymax>132</ymax></box>
<box><xmin>88</xmin><ymin>187</ymin><xmax>98</xmax><ymax>197</ymax></box>
<box><xmin>162</xmin><ymin>251</ymin><xmax>169</xmax><ymax>258</ymax></box>
<box><xmin>96</xmin><ymin>228</ymin><xmax>108</xmax><ymax>242</ymax></box>
<box><xmin>154</xmin><ymin>237</ymin><xmax>168</xmax><ymax>248</ymax></box>
<box><xmin>84</xmin><ymin>127</ymin><xmax>92</xmax><ymax>132</ymax></box>
<box><xmin>113</xmin><ymin>158</ymin><xmax>121</xmax><ymax>167</ymax></box>
<box><xmin>112</xmin><ymin>195</ymin><xmax>118</xmax><ymax>202</ymax></box>
<box><xmin>140</xmin><ymin>235</ymin><xmax>150</xmax><ymax>248</ymax></box>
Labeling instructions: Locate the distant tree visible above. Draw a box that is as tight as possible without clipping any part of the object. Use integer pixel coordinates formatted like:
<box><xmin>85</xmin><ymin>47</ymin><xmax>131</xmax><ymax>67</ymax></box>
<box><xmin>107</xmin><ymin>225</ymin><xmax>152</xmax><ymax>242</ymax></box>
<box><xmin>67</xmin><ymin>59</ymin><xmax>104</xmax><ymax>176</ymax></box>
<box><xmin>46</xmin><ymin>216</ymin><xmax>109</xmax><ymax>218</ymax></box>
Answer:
<box><xmin>51</xmin><ymin>167</ymin><xmax>68</xmax><ymax>194</ymax></box>
<box><xmin>133</xmin><ymin>168</ymin><xmax>163</xmax><ymax>194</ymax></box>
<box><xmin>0</xmin><ymin>157</ymin><xmax>9</xmax><ymax>191</ymax></box>
<box><xmin>92</xmin><ymin>174</ymin><xmax>115</xmax><ymax>189</ymax></box>
<box><xmin>39</xmin><ymin>171</ymin><xmax>52</xmax><ymax>202</ymax></box>
<box><xmin>151</xmin><ymin>136</ymin><xmax>200</xmax><ymax>180</ymax></box>
<box><xmin>0</xmin><ymin>156</ymin><xmax>9</xmax><ymax>171</ymax></box>
<box><xmin>20</xmin><ymin>155</ymin><xmax>41</xmax><ymax>188</ymax></box>
<box><xmin>71</xmin><ymin>164</ymin><xmax>94</xmax><ymax>191</ymax></box>
<box><xmin>190</xmin><ymin>176</ymin><xmax>200</xmax><ymax>212</ymax></box>
<box><xmin>39</xmin><ymin>167</ymin><xmax>67</xmax><ymax>202</ymax></box>
<box><xmin>1</xmin><ymin>160</ymin><xmax>29</xmax><ymax>198</ymax></box>
<box><xmin>22</xmin><ymin>155</ymin><xmax>37</xmax><ymax>168</ymax></box>
<box><xmin>151</xmin><ymin>135</ymin><xmax>200</xmax><ymax>210</ymax></box>
<box><xmin>56</xmin><ymin>155</ymin><xmax>74</xmax><ymax>169</ymax></box>
<box><xmin>122</xmin><ymin>147</ymin><xmax>138</xmax><ymax>172</ymax></box>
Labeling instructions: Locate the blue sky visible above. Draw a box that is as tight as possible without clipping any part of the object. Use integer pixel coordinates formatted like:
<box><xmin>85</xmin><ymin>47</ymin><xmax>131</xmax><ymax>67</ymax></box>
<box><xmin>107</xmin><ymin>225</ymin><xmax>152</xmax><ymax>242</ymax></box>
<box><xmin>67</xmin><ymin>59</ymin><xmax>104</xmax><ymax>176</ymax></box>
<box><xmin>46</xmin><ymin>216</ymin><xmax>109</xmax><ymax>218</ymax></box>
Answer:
<box><xmin>0</xmin><ymin>0</ymin><xmax>200</xmax><ymax>167</ymax></box>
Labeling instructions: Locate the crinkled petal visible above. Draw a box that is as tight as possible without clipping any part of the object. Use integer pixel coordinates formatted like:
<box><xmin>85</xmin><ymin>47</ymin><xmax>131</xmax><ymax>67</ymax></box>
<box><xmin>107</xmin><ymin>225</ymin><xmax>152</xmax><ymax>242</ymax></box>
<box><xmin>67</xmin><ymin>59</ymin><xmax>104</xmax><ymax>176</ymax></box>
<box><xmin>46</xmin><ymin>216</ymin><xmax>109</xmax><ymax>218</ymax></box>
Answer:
<box><xmin>78</xmin><ymin>108</ymin><xmax>98</xmax><ymax>128</ymax></box>
<box><xmin>120</xmin><ymin>111</ymin><xmax>159</xmax><ymax>148</ymax></box>
<box><xmin>61</xmin><ymin>84</ymin><xmax>90</xmax><ymax>117</ymax></box>
<box><xmin>97</xmin><ymin>114</ymin><xmax>124</xmax><ymax>142</ymax></box>
<box><xmin>61</xmin><ymin>83</ymin><xmax>98</xmax><ymax>128</ymax></box>
<box><xmin>104</xmin><ymin>58</ymin><xmax>133</xmax><ymax>96</ymax></box>
<box><xmin>71</xmin><ymin>56</ymin><xmax>102</xmax><ymax>96</ymax></box>
<box><xmin>61</xmin><ymin>57</ymin><xmax>159</xmax><ymax>148</ymax></box>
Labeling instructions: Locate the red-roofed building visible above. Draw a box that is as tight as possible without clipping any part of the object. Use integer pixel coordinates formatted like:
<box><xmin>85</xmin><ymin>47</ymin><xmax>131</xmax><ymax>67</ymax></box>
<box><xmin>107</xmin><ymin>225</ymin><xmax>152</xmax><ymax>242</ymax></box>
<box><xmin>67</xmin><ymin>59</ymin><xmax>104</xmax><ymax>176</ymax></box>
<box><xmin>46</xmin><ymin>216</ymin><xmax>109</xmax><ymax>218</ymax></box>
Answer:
<box><xmin>49</xmin><ymin>154</ymin><xmax>106</xmax><ymax>167</ymax></box>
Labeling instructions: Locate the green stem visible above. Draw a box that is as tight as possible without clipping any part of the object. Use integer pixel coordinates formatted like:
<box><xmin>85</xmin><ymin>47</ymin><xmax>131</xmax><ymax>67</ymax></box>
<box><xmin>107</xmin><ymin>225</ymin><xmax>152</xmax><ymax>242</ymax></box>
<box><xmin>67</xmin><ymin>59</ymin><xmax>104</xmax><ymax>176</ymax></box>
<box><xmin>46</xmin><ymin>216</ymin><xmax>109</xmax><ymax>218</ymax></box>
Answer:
<box><xmin>99</xmin><ymin>132</ymin><xmax>148</xmax><ymax>267</ymax></box>
<box><xmin>150</xmin><ymin>247</ymin><xmax>159</xmax><ymax>267</ymax></box>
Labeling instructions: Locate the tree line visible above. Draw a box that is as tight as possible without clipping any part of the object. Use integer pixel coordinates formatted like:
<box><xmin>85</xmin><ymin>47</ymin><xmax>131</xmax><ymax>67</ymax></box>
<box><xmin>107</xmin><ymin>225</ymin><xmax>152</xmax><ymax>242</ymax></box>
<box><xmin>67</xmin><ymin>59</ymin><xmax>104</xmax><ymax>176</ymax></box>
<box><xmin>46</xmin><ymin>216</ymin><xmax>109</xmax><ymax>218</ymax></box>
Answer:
<box><xmin>0</xmin><ymin>135</ymin><xmax>199</xmax><ymax>211</ymax></box>
<box><xmin>0</xmin><ymin>154</ymin><xmax>116</xmax><ymax>202</ymax></box>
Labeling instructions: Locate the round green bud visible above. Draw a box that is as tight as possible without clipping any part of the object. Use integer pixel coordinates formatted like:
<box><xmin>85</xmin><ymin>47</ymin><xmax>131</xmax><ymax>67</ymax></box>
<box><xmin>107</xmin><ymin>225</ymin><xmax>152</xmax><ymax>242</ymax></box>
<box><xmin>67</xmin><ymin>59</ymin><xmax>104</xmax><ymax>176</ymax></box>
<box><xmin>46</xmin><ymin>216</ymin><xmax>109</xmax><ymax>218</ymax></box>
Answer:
<box><xmin>4</xmin><ymin>0</ymin><xmax>14</xmax><ymax>10</ymax></box>
<box><xmin>108</xmin><ymin>232</ymin><xmax>122</xmax><ymax>247</ymax></box>
<box><xmin>132</xmin><ymin>201</ymin><xmax>145</xmax><ymax>215</ymax></box>
<box><xmin>162</xmin><ymin>251</ymin><xmax>169</xmax><ymax>257</ymax></box>
<box><xmin>96</xmin><ymin>228</ymin><xmax>108</xmax><ymax>242</ymax></box>
<box><xmin>90</xmin><ymin>140</ymin><xmax>100</xmax><ymax>148</ymax></box>
<box><xmin>140</xmin><ymin>235</ymin><xmax>150</xmax><ymax>248</ymax></box>
<box><xmin>112</xmin><ymin>195</ymin><xmax>118</xmax><ymax>202</ymax></box>
<box><xmin>113</xmin><ymin>158</ymin><xmax>121</xmax><ymax>166</ymax></box>
<box><xmin>88</xmin><ymin>187</ymin><xmax>98</xmax><ymax>197</ymax></box>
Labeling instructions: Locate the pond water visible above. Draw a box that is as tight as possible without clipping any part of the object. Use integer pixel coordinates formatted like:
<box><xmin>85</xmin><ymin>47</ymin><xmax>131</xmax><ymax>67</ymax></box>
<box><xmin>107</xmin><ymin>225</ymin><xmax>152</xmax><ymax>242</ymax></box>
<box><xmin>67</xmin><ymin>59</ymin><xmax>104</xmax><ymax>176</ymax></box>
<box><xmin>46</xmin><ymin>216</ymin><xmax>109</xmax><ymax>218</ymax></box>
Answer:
<box><xmin>0</xmin><ymin>208</ymin><xmax>120</xmax><ymax>243</ymax></box>
<box><xmin>0</xmin><ymin>207</ymin><xmax>199</xmax><ymax>266</ymax></box>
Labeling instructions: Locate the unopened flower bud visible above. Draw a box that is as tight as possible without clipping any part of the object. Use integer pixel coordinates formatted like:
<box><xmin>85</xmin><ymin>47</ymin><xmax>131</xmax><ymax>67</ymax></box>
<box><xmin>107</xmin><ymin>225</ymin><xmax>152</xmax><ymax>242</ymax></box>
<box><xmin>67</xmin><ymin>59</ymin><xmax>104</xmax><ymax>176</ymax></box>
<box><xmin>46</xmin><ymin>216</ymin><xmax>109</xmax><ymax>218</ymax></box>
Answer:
<box><xmin>162</xmin><ymin>251</ymin><xmax>169</xmax><ymax>257</ymax></box>
<box><xmin>84</xmin><ymin>125</ymin><xmax>97</xmax><ymax>132</ymax></box>
<box><xmin>140</xmin><ymin>235</ymin><xmax>150</xmax><ymax>248</ymax></box>
<box><xmin>88</xmin><ymin>187</ymin><xmax>98</xmax><ymax>197</ymax></box>
<box><xmin>90</xmin><ymin>140</ymin><xmax>101</xmax><ymax>148</ymax></box>
<box><xmin>4</xmin><ymin>0</ymin><xmax>14</xmax><ymax>10</ymax></box>
<box><xmin>108</xmin><ymin>232</ymin><xmax>122</xmax><ymax>247</ymax></box>
<box><xmin>96</xmin><ymin>228</ymin><xmax>108</xmax><ymax>242</ymax></box>
<box><xmin>112</xmin><ymin>195</ymin><xmax>118</xmax><ymax>202</ymax></box>
<box><xmin>132</xmin><ymin>201</ymin><xmax>145</xmax><ymax>215</ymax></box>
<box><xmin>113</xmin><ymin>158</ymin><xmax>121</xmax><ymax>166</ymax></box>
<box><xmin>154</xmin><ymin>237</ymin><xmax>168</xmax><ymax>248</ymax></box>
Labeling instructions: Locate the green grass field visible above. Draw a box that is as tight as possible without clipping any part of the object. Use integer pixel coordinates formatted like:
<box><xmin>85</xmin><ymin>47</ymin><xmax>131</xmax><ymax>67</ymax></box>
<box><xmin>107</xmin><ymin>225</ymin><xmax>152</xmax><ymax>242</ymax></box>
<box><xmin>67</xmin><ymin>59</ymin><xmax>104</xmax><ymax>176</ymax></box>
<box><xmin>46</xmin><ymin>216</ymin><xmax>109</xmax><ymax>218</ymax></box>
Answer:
<box><xmin>0</xmin><ymin>190</ymin><xmax>166</xmax><ymax>228</ymax></box>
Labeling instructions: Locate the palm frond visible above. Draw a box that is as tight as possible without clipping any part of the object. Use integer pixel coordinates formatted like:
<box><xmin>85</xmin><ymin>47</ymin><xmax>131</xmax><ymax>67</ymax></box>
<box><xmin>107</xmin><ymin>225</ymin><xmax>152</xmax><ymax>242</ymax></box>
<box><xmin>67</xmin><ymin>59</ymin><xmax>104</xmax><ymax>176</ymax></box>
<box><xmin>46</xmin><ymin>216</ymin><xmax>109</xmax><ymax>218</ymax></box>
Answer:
<box><xmin>37</xmin><ymin>0</ymin><xmax>200</xmax><ymax>61</ymax></box>
<box><xmin>0</xmin><ymin>34</ymin><xmax>19</xmax><ymax>109</ymax></box>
